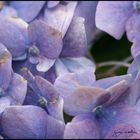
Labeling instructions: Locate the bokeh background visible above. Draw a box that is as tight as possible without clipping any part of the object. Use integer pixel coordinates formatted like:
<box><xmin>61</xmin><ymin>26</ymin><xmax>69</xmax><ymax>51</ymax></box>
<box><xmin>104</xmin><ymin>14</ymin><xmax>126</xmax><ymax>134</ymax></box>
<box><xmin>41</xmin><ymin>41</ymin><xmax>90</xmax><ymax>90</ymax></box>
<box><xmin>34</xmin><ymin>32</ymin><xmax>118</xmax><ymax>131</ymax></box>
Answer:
<box><xmin>90</xmin><ymin>33</ymin><xmax>132</xmax><ymax>80</ymax></box>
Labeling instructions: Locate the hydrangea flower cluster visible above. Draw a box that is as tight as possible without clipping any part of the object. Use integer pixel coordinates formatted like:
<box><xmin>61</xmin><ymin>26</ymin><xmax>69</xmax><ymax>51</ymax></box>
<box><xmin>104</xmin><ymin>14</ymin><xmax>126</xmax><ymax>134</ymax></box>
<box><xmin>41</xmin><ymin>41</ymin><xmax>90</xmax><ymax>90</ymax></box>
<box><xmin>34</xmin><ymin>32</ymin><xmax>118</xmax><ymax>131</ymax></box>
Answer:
<box><xmin>0</xmin><ymin>1</ymin><xmax>140</xmax><ymax>139</ymax></box>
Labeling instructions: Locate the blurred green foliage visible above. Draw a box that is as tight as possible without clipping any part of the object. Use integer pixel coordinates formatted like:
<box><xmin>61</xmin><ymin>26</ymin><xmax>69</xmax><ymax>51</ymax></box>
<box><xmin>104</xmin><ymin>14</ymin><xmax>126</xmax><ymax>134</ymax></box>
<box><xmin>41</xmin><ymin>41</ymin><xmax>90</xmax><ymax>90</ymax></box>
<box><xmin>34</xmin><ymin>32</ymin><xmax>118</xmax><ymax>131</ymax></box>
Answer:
<box><xmin>90</xmin><ymin>33</ymin><xmax>132</xmax><ymax>79</ymax></box>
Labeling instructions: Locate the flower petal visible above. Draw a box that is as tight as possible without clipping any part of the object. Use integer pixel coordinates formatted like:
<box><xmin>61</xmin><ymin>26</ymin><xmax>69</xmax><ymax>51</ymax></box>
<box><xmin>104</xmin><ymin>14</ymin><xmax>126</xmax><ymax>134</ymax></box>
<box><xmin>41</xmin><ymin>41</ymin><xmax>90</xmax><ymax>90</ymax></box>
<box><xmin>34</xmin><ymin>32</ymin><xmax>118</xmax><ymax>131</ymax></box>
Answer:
<box><xmin>125</xmin><ymin>13</ymin><xmax>140</xmax><ymax>42</ymax></box>
<box><xmin>10</xmin><ymin>1</ymin><xmax>46</xmax><ymax>22</ymax></box>
<box><xmin>47</xmin><ymin>96</ymin><xmax>64</xmax><ymax>122</ymax></box>
<box><xmin>127</xmin><ymin>52</ymin><xmax>140</xmax><ymax>78</ymax></box>
<box><xmin>44</xmin><ymin>2</ymin><xmax>77</xmax><ymax>38</ymax></box>
<box><xmin>0</xmin><ymin>43</ymin><xmax>12</xmax><ymax>90</ymax></box>
<box><xmin>63</xmin><ymin>86</ymin><xmax>108</xmax><ymax>116</ymax></box>
<box><xmin>47</xmin><ymin>1</ymin><xmax>60</xmax><ymax>8</ymax></box>
<box><xmin>45</xmin><ymin>66</ymin><xmax>57</xmax><ymax>83</ymax></box>
<box><xmin>75</xmin><ymin>1</ymin><xmax>98</xmax><ymax>44</ymax></box>
<box><xmin>122</xmin><ymin>71</ymin><xmax>140</xmax><ymax>106</ymax></box>
<box><xmin>35</xmin><ymin>76</ymin><xmax>59</xmax><ymax>101</ymax></box>
<box><xmin>1</xmin><ymin>105</ymin><xmax>48</xmax><ymax>139</ymax></box>
<box><xmin>60</xmin><ymin>57</ymin><xmax>96</xmax><ymax>74</ymax></box>
<box><xmin>92</xmin><ymin>74</ymin><xmax>132</xmax><ymax>89</ymax></box>
<box><xmin>0</xmin><ymin>96</ymin><xmax>12</xmax><ymax>116</ymax></box>
<box><xmin>7</xmin><ymin>73</ymin><xmax>27</xmax><ymax>105</ymax></box>
<box><xmin>61</xmin><ymin>16</ymin><xmax>87</xmax><ymax>57</ymax></box>
<box><xmin>54</xmin><ymin>71</ymin><xmax>96</xmax><ymax>100</ymax></box>
<box><xmin>28</xmin><ymin>20</ymin><xmax>63</xmax><ymax>59</ymax></box>
<box><xmin>95</xmin><ymin>1</ymin><xmax>133</xmax><ymax>39</ymax></box>
<box><xmin>36</xmin><ymin>56</ymin><xmax>56</xmax><ymax>72</ymax></box>
<box><xmin>55</xmin><ymin>58</ymin><xmax>69</xmax><ymax>77</ymax></box>
<box><xmin>103</xmin><ymin>80</ymin><xmax>130</xmax><ymax>106</ymax></box>
<box><xmin>64</xmin><ymin>114</ymin><xmax>100</xmax><ymax>139</ymax></box>
<box><xmin>35</xmin><ymin>76</ymin><xmax>64</xmax><ymax>121</ymax></box>
<box><xmin>46</xmin><ymin>114</ymin><xmax>65</xmax><ymax>139</ymax></box>
<box><xmin>0</xmin><ymin>15</ymin><xmax>29</xmax><ymax>58</ymax></box>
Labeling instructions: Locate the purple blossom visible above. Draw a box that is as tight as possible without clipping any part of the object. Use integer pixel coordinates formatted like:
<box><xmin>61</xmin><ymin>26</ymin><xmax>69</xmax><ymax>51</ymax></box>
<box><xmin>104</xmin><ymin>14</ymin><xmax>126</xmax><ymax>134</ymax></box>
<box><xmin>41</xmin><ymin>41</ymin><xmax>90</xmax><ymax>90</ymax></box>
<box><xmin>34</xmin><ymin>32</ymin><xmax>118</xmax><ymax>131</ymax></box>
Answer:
<box><xmin>0</xmin><ymin>68</ymin><xmax>65</xmax><ymax>139</ymax></box>
<box><xmin>0</xmin><ymin>43</ymin><xmax>27</xmax><ymax>115</ymax></box>
<box><xmin>0</xmin><ymin>2</ymin><xmax>96</xmax><ymax>83</ymax></box>
<box><xmin>64</xmin><ymin>103</ymin><xmax>140</xmax><ymax>139</ymax></box>
<box><xmin>0</xmin><ymin>1</ymin><xmax>138</xmax><ymax>139</ymax></box>
<box><xmin>95</xmin><ymin>1</ymin><xmax>140</xmax><ymax>58</ymax></box>
<box><xmin>54</xmin><ymin>70</ymin><xmax>132</xmax><ymax>116</ymax></box>
<box><xmin>20</xmin><ymin>68</ymin><xmax>64</xmax><ymax>122</ymax></box>
<box><xmin>62</xmin><ymin>56</ymin><xmax>140</xmax><ymax>139</ymax></box>
<box><xmin>62</xmin><ymin>70</ymin><xmax>140</xmax><ymax>138</ymax></box>
<box><xmin>10</xmin><ymin>1</ymin><xmax>60</xmax><ymax>23</ymax></box>
<box><xmin>10</xmin><ymin>1</ymin><xmax>98</xmax><ymax>45</ymax></box>
<box><xmin>1</xmin><ymin>105</ymin><xmax>65</xmax><ymax>139</ymax></box>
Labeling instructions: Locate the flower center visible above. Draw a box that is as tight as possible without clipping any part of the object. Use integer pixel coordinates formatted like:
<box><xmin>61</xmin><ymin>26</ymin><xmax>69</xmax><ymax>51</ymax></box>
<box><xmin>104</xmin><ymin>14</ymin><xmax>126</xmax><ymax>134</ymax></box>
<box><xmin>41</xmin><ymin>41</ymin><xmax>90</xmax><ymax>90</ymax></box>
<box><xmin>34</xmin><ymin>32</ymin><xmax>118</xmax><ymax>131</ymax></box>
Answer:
<box><xmin>92</xmin><ymin>105</ymin><xmax>104</xmax><ymax>119</ymax></box>
<box><xmin>28</xmin><ymin>43</ymin><xmax>40</xmax><ymax>57</ymax></box>
<box><xmin>133</xmin><ymin>1</ymin><xmax>140</xmax><ymax>10</ymax></box>
<box><xmin>38</xmin><ymin>96</ymin><xmax>48</xmax><ymax>108</ymax></box>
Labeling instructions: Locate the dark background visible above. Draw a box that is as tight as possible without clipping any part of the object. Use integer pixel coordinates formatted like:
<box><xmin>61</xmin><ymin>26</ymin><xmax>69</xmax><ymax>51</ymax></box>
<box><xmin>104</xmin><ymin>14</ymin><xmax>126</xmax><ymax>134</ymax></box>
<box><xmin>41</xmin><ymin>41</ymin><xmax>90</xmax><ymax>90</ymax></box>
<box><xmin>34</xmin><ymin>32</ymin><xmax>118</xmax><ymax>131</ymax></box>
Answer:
<box><xmin>90</xmin><ymin>33</ymin><xmax>132</xmax><ymax>80</ymax></box>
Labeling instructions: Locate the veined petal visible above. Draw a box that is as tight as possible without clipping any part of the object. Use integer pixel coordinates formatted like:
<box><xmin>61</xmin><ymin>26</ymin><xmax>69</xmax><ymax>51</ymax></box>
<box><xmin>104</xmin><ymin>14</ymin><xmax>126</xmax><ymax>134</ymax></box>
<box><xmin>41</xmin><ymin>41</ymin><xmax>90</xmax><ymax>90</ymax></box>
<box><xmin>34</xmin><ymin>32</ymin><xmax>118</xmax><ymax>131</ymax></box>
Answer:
<box><xmin>28</xmin><ymin>20</ymin><xmax>63</xmax><ymax>59</ymax></box>
<box><xmin>35</xmin><ymin>76</ymin><xmax>59</xmax><ymax>102</ymax></box>
<box><xmin>44</xmin><ymin>2</ymin><xmax>77</xmax><ymax>38</ymax></box>
<box><xmin>61</xmin><ymin>16</ymin><xmax>87</xmax><ymax>57</ymax></box>
<box><xmin>54</xmin><ymin>71</ymin><xmax>96</xmax><ymax>100</ymax></box>
<box><xmin>1</xmin><ymin>105</ymin><xmax>48</xmax><ymax>139</ymax></box>
<box><xmin>75</xmin><ymin>1</ymin><xmax>98</xmax><ymax>44</ymax></box>
<box><xmin>63</xmin><ymin>86</ymin><xmax>108</xmax><ymax>116</ymax></box>
<box><xmin>96</xmin><ymin>1</ymin><xmax>133</xmax><ymax>39</ymax></box>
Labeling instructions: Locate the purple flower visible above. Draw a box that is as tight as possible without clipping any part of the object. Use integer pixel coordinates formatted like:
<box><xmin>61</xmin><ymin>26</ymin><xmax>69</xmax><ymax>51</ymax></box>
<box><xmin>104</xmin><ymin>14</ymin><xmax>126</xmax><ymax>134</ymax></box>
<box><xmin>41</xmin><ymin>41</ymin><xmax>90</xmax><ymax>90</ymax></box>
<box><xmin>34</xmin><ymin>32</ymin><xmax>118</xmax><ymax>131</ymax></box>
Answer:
<box><xmin>64</xmin><ymin>103</ymin><xmax>140</xmax><ymax>139</ymax></box>
<box><xmin>20</xmin><ymin>68</ymin><xmax>64</xmax><ymax>122</ymax></box>
<box><xmin>61</xmin><ymin>70</ymin><xmax>140</xmax><ymax>139</ymax></box>
<box><xmin>61</xmin><ymin>56</ymin><xmax>140</xmax><ymax>139</ymax></box>
<box><xmin>95</xmin><ymin>1</ymin><xmax>140</xmax><ymax>58</ymax></box>
<box><xmin>0</xmin><ymin>13</ymin><xmax>95</xmax><ymax>83</ymax></box>
<box><xmin>0</xmin><ymin>2</ymin><xmax>96</xmax><ymax>83</ymax></box>
<box><xmin>27</xmin><ymin>17</ymin><xmax>95</xmax><ymax>83</ymax></box>
<box><xmin>0</xmin><ymin>15</ymin><xmax>28</xmax><ymax>59</ymax></box>
<box><xmin>1</xmin><ymin>105</ymin><xmax>65</xmax><ymax>139</ymax></box>
<box><xmin>0</xmin><ymin>43</ymin><xmax>27</xmax><ymax>115</ymax></box>
<box><xmin>10</xmin><ymin>1</ymin><xmax>97</xmax><ymax>45</ymax></box>
<box><xmin>54</xmin><ymin>70</ymin><xmax>132</xmax><ymax>116</ymax></box>
<box><xmin>10</xmin><ymin>1</ymin><xmax>60</xmax><ymax>23</ymax></box>
<box><xmin>0</xmin><ymin>67</ymin><xmax>65</xmax><ymax>139</ymax></box>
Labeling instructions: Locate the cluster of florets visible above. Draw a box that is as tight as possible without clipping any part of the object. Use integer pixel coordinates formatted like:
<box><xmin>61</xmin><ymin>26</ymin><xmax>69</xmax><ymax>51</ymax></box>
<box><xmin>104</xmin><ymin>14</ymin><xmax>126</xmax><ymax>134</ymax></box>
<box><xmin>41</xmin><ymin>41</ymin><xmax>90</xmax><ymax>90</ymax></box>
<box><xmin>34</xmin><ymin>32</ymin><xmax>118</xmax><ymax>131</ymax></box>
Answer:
<box><xmin>0</xmin><ymin>1</ymin><xmax>140</xmax><ymax>139</ymax></box>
